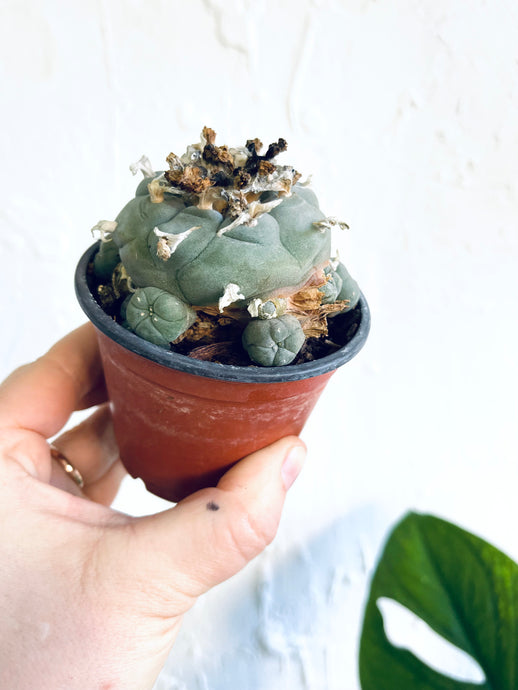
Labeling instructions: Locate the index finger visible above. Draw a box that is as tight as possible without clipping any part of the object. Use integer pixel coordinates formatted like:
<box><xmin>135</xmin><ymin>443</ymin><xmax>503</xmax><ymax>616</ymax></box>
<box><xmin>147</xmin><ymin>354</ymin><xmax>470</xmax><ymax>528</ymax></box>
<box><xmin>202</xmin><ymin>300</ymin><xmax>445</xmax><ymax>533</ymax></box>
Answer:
<box><xmin>0</xmin><ymin>323</ymin><xmax>107</xmax><ymax>437</ymax></box>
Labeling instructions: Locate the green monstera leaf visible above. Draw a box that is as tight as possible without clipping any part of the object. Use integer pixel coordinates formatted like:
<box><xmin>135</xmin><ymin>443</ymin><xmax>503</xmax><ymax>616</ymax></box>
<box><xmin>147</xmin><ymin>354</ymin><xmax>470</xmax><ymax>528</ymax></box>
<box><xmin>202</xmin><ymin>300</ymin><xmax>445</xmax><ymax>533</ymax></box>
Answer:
<box><xmin>125</xmin><ymin>287</ymin><xmax>196</xmax><ymax>347</ymax></box>
<box><xmin>242</xmin><ymin>314</ymin><xmax>305</xmax><ymax>366</ymax></box>
<box><xmin>360</xmin><ymin>512</ymin><xmax>518</xmax><ymax>690</ymax></box>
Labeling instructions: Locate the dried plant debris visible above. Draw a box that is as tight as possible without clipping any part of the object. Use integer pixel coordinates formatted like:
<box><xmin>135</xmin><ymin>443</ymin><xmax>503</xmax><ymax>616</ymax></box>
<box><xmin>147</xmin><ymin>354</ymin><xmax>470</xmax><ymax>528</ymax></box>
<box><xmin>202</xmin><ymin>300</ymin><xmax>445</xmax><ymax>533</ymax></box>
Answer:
<box><xmin>92</xmin><ymin>260</ymin><xmax>133</xmax><ymax>316</ymax></box>
<box><xmin>154</xmin><ymin>226</ymin><xmax>201</xmax><ymax>260</ymax></box>
<box><xmin>152</xmin><ymin>129</ymin><xmax>301</xmax><ymax>230</ymax></box>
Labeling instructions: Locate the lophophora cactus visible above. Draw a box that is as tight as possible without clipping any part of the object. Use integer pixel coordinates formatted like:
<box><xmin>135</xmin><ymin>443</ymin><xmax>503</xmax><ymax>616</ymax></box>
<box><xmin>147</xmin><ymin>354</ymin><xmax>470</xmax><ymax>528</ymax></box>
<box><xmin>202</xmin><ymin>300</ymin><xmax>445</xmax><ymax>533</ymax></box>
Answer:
<box><xmin>91</xmin><ymin>127</ymin><xmax>360</xmax><ymax>366</ymax></box>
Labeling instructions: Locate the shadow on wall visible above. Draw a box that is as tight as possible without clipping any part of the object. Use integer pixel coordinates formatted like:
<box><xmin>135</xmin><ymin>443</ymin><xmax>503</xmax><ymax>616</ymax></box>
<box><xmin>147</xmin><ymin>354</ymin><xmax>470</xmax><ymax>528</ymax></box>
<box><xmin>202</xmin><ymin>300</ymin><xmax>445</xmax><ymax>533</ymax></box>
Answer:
<box><xmin>155</xmin><ymin>504</ymin><xmax>390</xmax><ymax>690</ymax></box>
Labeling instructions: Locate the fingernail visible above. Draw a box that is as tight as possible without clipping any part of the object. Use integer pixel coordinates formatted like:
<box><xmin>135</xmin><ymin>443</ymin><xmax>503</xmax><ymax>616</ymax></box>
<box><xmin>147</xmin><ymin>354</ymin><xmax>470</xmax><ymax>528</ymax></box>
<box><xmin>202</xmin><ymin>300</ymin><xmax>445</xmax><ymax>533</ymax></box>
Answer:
<box><xmin>281</xmin><ymin>444</ymin><xmax>306</xmax><ymax>490</ymax></box>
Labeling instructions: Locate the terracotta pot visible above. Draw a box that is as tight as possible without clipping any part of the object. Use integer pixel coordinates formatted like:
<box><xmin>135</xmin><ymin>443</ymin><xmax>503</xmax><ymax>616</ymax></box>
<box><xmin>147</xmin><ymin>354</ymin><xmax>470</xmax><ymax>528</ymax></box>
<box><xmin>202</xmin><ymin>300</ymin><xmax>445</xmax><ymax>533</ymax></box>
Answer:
<box><xmin>75</xmin><ymin>242</ymin><xmax>370</xmax><ymax>502</ymax></box>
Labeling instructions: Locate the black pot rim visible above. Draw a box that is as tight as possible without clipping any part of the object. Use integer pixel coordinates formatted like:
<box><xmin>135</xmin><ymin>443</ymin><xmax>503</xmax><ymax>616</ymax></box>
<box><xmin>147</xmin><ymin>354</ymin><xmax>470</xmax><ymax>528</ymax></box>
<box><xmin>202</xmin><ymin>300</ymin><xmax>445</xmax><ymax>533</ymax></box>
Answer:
<box><xmin>75</xmin><ymin>242</ymin><xmax>370</xmax><ymax>383</ymax></box>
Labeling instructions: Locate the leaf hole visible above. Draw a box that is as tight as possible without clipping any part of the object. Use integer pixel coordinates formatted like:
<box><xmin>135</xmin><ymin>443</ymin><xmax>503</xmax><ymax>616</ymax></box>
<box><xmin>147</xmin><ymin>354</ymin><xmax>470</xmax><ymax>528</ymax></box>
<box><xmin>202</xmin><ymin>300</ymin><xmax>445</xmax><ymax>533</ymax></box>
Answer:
<box><xmin>377</xmin><ymin>597</ymin><xmax>486</xmax><ymax>685</ymax></box>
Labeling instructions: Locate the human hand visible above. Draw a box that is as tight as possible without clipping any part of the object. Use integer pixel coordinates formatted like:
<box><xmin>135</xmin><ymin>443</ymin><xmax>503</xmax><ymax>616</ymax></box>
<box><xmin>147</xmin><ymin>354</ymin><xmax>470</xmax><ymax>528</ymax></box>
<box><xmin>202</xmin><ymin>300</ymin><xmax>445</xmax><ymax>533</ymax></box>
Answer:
<box><xmin>0</xmin><ymin>324</ymin><xmax>306</xmax><ymax>689</ymax></box>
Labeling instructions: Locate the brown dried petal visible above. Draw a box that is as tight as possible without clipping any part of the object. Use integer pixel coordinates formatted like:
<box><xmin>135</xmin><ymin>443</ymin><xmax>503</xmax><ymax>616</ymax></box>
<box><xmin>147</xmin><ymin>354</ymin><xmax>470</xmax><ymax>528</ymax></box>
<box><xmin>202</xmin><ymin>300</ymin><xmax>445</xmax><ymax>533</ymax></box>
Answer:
<box><xmin>258</xmin><ymin>160</ymin><xmax>276</xmax><ymax>176</ymax></box>
<box><xmin>298</xmin><ymin>312</ymin><xmax>329</xmax><ymax>338</ymax></box>
<box><xmin>166</xmin><ymin>152</ymin><xmax>184</xmax><ymax>171</ymax></box>
<box><xmin>246</xmin><ymin>138</ymin><xmax>263</xmax><ymax>154</ymax></box>
<box><xmin>234</xmin><ymin>169</ymin><xmax>252</xmax><ymax>189</ymax></box>
<box><xmin>245</xmin><ymin>191</ymin><xmax>262</xmax><ymax>204</ymax></box>
<box><xmin>166</xmin><ymin>166</ymin><xmax>214</xmax><ymax>193</ymax></box>
<box><xmin>112</xmin><ymin>263</ymin><xmax>133</xmax><ymax>299</ymax></box>
<box><xmin>156</xmin><ymin>237</ymin><xmax>171</xmax><ymax>261</ymax></box>
<box><xmin>264</xmin><ymin>138</ymin><xmax>288</xmax><ymax>160</ymax></box>
<box><xmin>203</xmin><ymin>144</ymin><xmax>234</xmax><ymax>169</ymax></box>
<box><xmin>213</xmin><ymin>197</ymin><xmax>229</xmax><ymax>214</ymax></box>
<box><xmin>288</xmin><ymin>285</ymin><xmax>325</xmax><ymax>312</ymax></box>
<box><xmin>148</xmin><ymin>178</ymin><xmax>165</xmax><ymax>203</ymax></box>
<box><xmin>297</xmin><ymin>301</ymin><xmax>350</xmax><ymax>338</ymax></box>
<box><xmin>164</xmin><ymin>168</ymin><xmax>183</xmax><ymax>184</ymax></box>
<box><xmin>202</xmin><ymin>126</ymin><xmax>217</xmax><ymax>146</ymax></box>
<box><xmin>278</xmin><ymin>178</ymin><xmax>294</xmax><ymax>196</ymax></box>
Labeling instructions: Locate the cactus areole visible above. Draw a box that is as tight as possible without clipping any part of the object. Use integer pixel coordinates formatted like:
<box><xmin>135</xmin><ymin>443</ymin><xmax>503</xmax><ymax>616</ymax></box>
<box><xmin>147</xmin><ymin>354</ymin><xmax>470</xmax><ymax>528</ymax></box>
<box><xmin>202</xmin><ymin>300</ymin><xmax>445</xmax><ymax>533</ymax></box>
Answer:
<box><xmin>84</xmin><ymin>128</ymin><xmax>368</xmax><ymax>371</ymax></box>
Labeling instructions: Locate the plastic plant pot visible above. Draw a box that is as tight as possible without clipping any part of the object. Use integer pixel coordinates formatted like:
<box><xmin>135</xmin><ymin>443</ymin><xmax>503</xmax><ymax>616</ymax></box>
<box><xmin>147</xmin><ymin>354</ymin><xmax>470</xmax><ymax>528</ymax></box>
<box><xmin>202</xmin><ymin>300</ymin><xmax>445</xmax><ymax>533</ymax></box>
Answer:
<box><xmin>75</xmin><ymin>242</ymin><xmax>371</xmax><ymax>503</ymax></box>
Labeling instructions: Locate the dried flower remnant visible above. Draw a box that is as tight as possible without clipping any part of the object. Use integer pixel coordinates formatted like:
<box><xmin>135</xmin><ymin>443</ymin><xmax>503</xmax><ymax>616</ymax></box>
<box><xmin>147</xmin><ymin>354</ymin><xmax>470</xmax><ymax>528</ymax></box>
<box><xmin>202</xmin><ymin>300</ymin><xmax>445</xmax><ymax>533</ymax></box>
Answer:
<box><xmin>297</xmin><ymin>301</ymin><xmax>350</xmax><ymax>339</ymax></box>
<box><xmin>313</xmin><ymin>217</ymin><xmax>350</xmax><ymax>233</ymax></box>
<box><xmin>129</xmin><ymin>155</ymin><xmax>155</xmax><ymax>178</ymax></box>
<box><xmin>154</xmin><ymin>129</ymin><xmax>300</xmax><ymax>230</ymax></box>
<box><xmin>91</xmin><ymin>220</ymin><xmax>118</xmax><ymax>241</ymax></box>
<box><xmin>148</xmin><ymin>176</ymin><xmax>168</xmax><ymax>204</ymax></box>
<box><xmin>202</xmin><ymin>142</ymin><xmax>235</xmax><ymax>170</ymax></box>
<box><xmin>218</xmin><ymin>283</ymin><xmax>245</xmax><ymax>312</ymax></box>
<box><xmin>233</xmin><ymin>169</ymin><xmax>252</xmax><ymax>190</ymax></box>
<box><xmin>201</xmin><ymin>126</ymin><xmax>217</xmax><ymax>146</ymax></box>
<box><xmin>242</xmin><ymin>137</ymin><xmax>288</xmax><ymax>176</ymax></box>
<box><xmin>217</xmin><ymin>198</ymin><xmax>283</xmax><ymax>236</ymax></box>
<box><xmin>154</xmin><ymin>226</ymin><xmax>201</xmax><ymax>261</ymax></box>
<box><xmin>165</xmin><ymin>165</ymin><xmax>213</xmax><ymax>194</ymax></box>
<box><xmin>112</xmin><ymin>263</ymin><xmax>134</xmax><ymax>299</ymax></box>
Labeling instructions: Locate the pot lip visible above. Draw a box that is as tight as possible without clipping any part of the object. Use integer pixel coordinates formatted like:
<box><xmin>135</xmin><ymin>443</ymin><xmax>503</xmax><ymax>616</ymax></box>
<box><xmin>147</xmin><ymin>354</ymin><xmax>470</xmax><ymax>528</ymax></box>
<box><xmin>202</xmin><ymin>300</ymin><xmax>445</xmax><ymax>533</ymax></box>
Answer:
<box><xmin>75</xmin><ymin>241</ymin><xmax>370</xmax><ymax>383</ymax></box>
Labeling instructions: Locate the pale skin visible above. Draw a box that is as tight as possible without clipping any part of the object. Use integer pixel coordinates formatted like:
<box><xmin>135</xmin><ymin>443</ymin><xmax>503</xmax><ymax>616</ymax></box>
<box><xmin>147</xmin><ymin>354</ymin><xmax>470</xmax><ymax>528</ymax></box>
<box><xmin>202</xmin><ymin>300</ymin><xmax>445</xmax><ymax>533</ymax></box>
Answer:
<box><xmin>0</xmin><ymin>324</ymin><xmax>306</xmax><ymax>689</ymax></box>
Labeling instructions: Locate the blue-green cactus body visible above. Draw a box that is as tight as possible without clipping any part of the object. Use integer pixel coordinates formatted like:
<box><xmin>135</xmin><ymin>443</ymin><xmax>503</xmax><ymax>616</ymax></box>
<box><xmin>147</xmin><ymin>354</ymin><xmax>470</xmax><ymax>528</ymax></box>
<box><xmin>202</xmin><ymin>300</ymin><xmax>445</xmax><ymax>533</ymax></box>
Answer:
<box><xmin>154</xmin><ymin>207</ymin><xmax>221</xmax><ymax>275</ymax></box>
<box><xmin>93</xmin><ymin>239</ymin><xmax>120</xmax><ymax>282</ymax></box>
<box><xmin>114</xmin><ymin>194</ymin><xmax>184</xmax><ymax>245</ymax></box>
<box><xmin>242</xmin><ymin>314</ymin><xmax>305</xmax><ymax>366</ymax></box>
<box><xmin>268</xmin><ymin>192</ymin><xmax>327</xmax><ymax>273</ymax></box>
<box><xmin>125</xmin><ymin>287</ymin><xmax>196</xmax><ymax>347</ymax></box>
<box><xmin>179</xmin><ymin>212</ymin><xmax>302</xmax><ymax>305</ymax></box>
<box><xmin>335</xmin><ymin>262</ymin><xmax>360</xmax><ymax>310</ymax></box>
<box><xmin>111</xmin><ymin>183</ymin><xmax>330</xmax><ymax>307</ymax></box>
<box><xmin>320</xmin><ymin>267</ymin><xmax>343</xmax><ymax>305</ymax></box>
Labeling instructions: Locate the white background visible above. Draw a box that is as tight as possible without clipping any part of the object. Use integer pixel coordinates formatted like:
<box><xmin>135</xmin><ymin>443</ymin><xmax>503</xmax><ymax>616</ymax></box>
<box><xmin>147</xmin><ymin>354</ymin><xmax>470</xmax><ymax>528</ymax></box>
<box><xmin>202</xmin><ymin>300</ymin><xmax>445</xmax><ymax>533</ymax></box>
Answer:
<box><xmin>1</xmin><ymin>1</ymin><xmax>517</xmax><ymax>687</ymax></box>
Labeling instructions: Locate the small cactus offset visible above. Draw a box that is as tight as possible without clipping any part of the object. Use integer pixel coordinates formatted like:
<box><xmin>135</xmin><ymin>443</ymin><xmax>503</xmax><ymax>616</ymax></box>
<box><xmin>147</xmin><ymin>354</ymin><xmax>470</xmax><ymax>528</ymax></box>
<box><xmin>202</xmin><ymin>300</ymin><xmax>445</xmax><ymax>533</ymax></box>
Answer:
<box><xmin>242</xmin><ymin>315</ymin><xmax>305</xmax><ymax>367</ymax></box>
<box><xmin>91</xmin><ymin>128</ymin><xmax>360</xmax><ymax>366</ymax></box>
<box><xmin>125</xmin><ymin>287</ymin><xmax>196</xmax><ymax>347</ymax></box>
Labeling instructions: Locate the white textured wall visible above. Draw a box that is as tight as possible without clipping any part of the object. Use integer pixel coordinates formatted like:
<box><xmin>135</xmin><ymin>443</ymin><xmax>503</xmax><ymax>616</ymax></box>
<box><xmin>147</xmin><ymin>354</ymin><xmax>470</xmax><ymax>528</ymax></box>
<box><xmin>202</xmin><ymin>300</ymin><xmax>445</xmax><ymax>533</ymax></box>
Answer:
<box><xmin>1</xmin><ymin>1</ymin><xmax>518</xmax><ymax>687</ymax></box>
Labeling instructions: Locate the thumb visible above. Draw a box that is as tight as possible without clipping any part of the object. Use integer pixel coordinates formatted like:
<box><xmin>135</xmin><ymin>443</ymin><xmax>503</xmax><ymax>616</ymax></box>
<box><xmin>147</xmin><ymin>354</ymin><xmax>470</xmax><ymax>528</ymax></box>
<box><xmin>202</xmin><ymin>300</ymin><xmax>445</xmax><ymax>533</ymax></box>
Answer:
<box><xmin>126</xmin><ymin>436</ymin><xmax>306</xmax><ymax>612</ymax></box>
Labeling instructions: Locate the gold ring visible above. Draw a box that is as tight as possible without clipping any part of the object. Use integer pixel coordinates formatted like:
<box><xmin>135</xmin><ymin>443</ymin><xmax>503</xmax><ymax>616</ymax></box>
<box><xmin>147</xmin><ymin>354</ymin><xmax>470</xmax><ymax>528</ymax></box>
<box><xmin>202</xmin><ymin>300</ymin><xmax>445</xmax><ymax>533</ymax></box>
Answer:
<box><xmin>50</xmin><ymin>445</ymin><xmax>85</xmax><ymax>489</ymax></box>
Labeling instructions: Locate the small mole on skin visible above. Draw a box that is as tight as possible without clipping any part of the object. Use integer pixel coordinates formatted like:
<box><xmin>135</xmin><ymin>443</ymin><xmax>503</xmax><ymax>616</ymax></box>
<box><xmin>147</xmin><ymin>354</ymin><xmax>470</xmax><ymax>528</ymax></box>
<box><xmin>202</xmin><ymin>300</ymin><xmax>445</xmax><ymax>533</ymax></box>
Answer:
<box><xmin>206</xmin><ymin>501</ymin><xmax>220</xmax><ymax>511</ymax></box>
